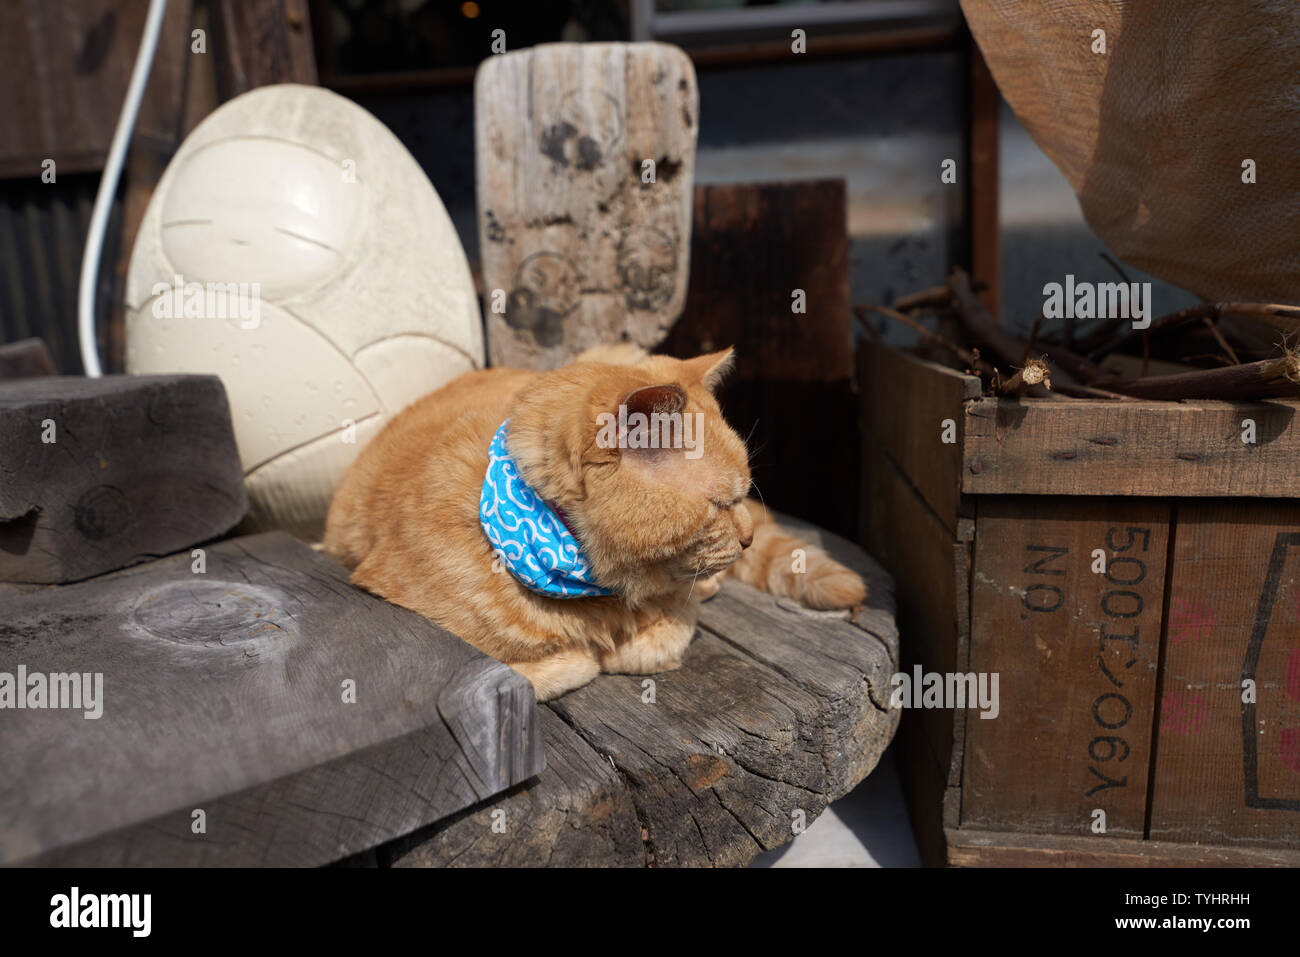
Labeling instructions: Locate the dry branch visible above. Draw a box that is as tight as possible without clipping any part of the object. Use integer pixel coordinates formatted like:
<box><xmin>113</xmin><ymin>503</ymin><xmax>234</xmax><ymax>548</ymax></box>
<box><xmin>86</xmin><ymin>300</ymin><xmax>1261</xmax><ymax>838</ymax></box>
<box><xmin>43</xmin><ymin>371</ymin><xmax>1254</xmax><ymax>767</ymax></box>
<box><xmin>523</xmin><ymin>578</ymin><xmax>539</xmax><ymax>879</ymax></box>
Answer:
<box><xmin>996</xmin><ymin>358</ymin><xmax>1052</xmax><ymax>396</ymax></box>
<box><xmin>1051</xmin><ymin>382</ymin><xmax>1136</xmax><ymax>401</ymax></box>
<box><xmin>855</xmin><ymin>303</ymin><xmax>995</xmax><ymax>377</ymax></box>
<box><xmin>948</xmin><ymin>269</ymin><xmax>1105</xmax><ymax>386</ymax></box>
<box><xmin>1087</xmin><ymin>302</ymin><xmax>1300</xmax><ymax>360</ymax></box>
<box><xmin>1090</xmin><ymin>352</ymin><xmax>1300</xmax><ymax>401</ymax></box>
<box><xmin>890</xmin><ymin>284</ymin><xmax>952</xmax><ymax>312</ymax></box>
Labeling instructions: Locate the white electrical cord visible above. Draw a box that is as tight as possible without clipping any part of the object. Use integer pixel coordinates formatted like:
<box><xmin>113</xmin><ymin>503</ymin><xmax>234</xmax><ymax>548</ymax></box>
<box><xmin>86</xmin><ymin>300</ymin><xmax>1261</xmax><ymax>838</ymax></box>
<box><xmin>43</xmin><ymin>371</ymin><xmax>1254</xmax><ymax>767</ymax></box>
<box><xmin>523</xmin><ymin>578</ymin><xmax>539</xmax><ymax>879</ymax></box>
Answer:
<box><xmin>77</xmin><ymin>0</ymin><xmax>170</xmax><ymax>377</ymax></box>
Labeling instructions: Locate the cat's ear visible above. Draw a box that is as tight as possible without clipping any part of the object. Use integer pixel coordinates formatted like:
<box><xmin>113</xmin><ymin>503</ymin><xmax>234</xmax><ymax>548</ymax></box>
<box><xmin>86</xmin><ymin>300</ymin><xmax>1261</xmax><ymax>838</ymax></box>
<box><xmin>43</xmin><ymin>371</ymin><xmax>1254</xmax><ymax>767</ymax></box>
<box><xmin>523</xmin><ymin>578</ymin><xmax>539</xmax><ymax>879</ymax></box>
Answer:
<box><xmin>623</xmin><ymin>383</ymin><xmax>687</xmax><ymax>418</ymax></box>
<box><xmin>608</xmin><ymin>384</ymin><xmax>689</xmax><ymax>464</ymax></box>
<box><xmin>680</xmin><ymin>347</ymin><xmax>735</xmax><ymax>393</ymax></box>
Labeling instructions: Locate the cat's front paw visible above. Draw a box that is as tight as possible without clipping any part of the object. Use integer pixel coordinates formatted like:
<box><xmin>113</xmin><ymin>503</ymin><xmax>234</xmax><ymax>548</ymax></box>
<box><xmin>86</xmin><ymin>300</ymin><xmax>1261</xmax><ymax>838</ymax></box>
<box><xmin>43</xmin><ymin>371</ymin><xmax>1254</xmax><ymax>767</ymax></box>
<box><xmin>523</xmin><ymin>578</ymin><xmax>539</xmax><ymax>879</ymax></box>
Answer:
<box><xmin>694</xmin><ymin>571</ymin><xmax>725</xmax><ymax>601</ymax></box>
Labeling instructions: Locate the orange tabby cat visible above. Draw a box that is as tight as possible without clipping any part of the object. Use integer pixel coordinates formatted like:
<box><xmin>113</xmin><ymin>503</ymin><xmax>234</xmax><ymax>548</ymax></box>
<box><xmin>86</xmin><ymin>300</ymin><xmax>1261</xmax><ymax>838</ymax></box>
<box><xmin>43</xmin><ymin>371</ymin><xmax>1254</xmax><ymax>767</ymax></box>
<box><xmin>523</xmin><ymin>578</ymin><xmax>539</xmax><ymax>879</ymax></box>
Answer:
<box><xmin>323</xmin><ymin>344</ymin><xmax>866</xmax><ymax>700</ymax></box>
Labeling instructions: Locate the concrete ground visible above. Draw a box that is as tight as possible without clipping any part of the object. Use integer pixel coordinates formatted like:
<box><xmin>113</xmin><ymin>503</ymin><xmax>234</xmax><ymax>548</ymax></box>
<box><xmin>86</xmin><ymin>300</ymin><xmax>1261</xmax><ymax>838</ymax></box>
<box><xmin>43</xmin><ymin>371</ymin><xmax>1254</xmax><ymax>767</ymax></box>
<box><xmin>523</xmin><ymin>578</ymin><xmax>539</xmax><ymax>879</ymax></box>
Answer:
<box><xmin>751</xmin><ymin>743</ymin><xmax>921</xmax><ymax>868</ymax></box>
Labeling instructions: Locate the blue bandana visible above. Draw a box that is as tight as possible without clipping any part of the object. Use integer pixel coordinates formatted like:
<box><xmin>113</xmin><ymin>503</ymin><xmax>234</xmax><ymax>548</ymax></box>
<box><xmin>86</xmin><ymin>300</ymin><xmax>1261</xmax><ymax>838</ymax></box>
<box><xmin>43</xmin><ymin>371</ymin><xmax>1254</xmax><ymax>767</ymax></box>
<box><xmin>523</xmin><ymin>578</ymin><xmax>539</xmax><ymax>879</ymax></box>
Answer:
<box><xmin>480</xmin><ymin>420</ymin><xmax>613</xmax><ymax>598</ymax></box>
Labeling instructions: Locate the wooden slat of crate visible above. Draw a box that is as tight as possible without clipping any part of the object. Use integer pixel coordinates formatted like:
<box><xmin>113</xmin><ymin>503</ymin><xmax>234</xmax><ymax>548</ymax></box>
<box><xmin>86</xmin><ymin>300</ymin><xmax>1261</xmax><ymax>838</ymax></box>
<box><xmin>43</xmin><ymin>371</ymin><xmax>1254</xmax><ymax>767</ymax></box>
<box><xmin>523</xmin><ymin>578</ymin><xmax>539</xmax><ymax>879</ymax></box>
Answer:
<box><xmin>865</xmin><ymin>444</ymin><xmax>970</xmax><ymax>783</ymax></box>
<box><xmin>861</xmin><ymin>340</ymin><xmax>979</xmax><ymax>537</ymax></box>
<box><xmin>963</xmin><ymin>397</ymin><xmax>1300</xmax><ymax>498</ymax></box>
<box><xmin>1149</xmin><ymin>500</ymin><xmax>1300</xmax><ymax>845</ymax></box>
<box><xmin>860</xmin><ymin>343</ymin><xmax>976</xmax><ymax>864</ymax></box>
<box><xmin>0</xmin><ymin>532</ymin><xmax>542</xmax><ymax>866</ymax></box>
<box><xmin>947</xmin><ymin>828</ymin><xmax>1300</xmax><ymax>867</ymax></box>
<box><xmin>961</xmin><ymin>497</ymin><xmax>1171</xmax><ymax>838</ymax></box>
<box><xmin>862</xmin><ymin>441</ymin><xmax>969</xmax><ymax>864</ymax></box>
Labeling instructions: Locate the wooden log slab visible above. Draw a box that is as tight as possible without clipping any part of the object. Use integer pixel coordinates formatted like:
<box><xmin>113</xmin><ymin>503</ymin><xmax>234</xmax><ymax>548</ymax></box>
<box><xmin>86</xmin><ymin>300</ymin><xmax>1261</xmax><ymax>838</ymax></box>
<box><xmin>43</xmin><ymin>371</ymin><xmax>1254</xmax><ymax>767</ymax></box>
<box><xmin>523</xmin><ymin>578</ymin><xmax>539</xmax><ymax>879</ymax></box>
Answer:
<box><xmin>0</xmin><ymin>338</ymin><xmax>57</xmax><ymax>378</ymax></box>
<box><xmin>0</xmin><ymin>532</ymin><xmax>544</xmax><ymax>866</ymax></box>
<box><xmin>0</xmin><ymin>375</ymin><xmax>247</xmax><ymax>583</ymax></box>
<box><xmin>476</xmin><ymin>42</ymin><xmax>698</xmax><ymax>369</ymax></box>
<box><xmin>386</xmin><ymin>517</ymin><xmax>898</xmax><ymax>867</ymax></box>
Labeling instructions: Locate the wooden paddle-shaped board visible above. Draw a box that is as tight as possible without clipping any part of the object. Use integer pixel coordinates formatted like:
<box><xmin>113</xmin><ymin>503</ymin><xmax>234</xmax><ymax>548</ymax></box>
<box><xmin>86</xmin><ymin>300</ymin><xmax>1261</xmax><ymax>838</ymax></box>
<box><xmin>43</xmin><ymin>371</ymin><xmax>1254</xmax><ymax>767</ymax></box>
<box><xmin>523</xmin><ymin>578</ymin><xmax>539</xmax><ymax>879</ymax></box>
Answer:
<box><xmin>475</xmin><ymin>42</ymin><xmax>698</xmax><ymax>368</ymax></box>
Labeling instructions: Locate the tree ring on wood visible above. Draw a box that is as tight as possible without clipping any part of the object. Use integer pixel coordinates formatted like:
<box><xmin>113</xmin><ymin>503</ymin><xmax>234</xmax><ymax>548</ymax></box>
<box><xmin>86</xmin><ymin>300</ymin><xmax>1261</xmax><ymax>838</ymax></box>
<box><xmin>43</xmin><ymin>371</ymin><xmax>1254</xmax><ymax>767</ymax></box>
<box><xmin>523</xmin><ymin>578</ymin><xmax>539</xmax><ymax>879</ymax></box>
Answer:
<box><xmin>616</xmin><ymin>225</ymin><xmax>677</xmax><ymax>311</ymax></box>
<box><xmin>506</xmin><ymin>252</ymin><xmax>581</xmax><ymax>347</ymax></box>
<box><xmin>126</xmin><ymin>580</ymin><xmax>293</xmax><ymax>648</ymax></box>
<box><xmin>73</xmin><ymin>486</ymin><xmax>131</xmax><ymax>541</ymax></box>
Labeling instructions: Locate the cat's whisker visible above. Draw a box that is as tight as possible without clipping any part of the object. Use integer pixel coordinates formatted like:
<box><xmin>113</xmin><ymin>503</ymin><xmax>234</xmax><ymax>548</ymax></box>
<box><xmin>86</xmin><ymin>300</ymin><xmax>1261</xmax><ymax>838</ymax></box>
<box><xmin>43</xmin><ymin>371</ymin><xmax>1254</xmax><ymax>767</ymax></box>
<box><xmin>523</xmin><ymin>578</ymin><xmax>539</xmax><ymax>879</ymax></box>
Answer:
<box><xmin>685</xmin><ymin>566</ymin><xmax>702</xmax><ymax>603</ymax></box>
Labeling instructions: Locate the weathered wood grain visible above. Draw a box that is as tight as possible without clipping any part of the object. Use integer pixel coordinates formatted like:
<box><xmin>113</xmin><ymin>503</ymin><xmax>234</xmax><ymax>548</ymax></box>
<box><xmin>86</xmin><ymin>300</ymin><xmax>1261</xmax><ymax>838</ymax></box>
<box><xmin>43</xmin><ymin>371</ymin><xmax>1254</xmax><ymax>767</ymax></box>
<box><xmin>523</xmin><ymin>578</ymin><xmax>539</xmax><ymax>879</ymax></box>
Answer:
<box><xmin>0</xmin><ymin>375</ymin><xmax>247</xmax><ymax>583</ymax></box>
<box><xmin>389</xmin><ymin>527</ymin><xmax>898</xmax><ymax>868</ymax></box>
<box><xmin>0</xmin><ymin>532</ymin><xmax>543</xmax><ymax>866</ymax></box>
<box><xmin>663</xmin><ymin>180</ymin><xmax>857</xmax><ymax>539</ymax></box>
<box><xmin>388</xmin><ymin>708</ymin><xmax>646</xmax><ymax>868</ymax></box>
<box><xmin>861</xmin><ymin>438</ymin><xmax>969</xmax><ymax>865</ymax></box>
<box><xmin>0</xmin><ymin>0</ymin><xmax>194</xmax><ymax>178</ymax></box>
<box><xmin>961</xmin><ymin>497</ymin><xmax>1170</xmax><ymax>838</ymax></box>
<box><xmin>946</xmin><ymin>827</ymin><xmax>1300</xmax><ymax>868</ymax></box>
<box><xmin>476</xmin><ymin>42</ymin><xmax>697</xmax><ymax>368</ymax></box>
<box><xmin>867</xmin><ymin>341</ymin><xmax>1300</xmax><ymax>861</ymax></box>
<box><xmin>210</xmin><ymin>0</ymin><xmax>318</xmax><ymax>101</ymax></box>
<box><xmin>861</xmin><ymin>341</ymin><xmax>979</xmax><ymax>536</ymax></box>
<box><xmin>1149</xmin><ymin>500</ymin><xmax>1300</xmax><ymax>846</ymax></box>
<box><xmin>962</xmin><ymin>397</ymin><xmax>1300</xmax><ymax>497</ymax></box>
<box><xmin>0</xmin><ymin>338</ymin><xmax>56</xmax><ymax>378</ymax></box>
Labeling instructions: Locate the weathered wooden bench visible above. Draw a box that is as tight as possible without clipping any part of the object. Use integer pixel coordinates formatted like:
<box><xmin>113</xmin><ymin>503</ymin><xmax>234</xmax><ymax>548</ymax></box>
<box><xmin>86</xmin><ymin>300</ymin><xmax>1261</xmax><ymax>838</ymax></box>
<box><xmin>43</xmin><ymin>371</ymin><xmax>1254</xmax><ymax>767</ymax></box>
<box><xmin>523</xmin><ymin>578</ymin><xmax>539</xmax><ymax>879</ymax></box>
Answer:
<box><xmin>1</xmin><ymin>532</ymin><xmax>542</xmax><ymax>866</ymax></box>
<box><xmin>381</xmin><ymin>516</ymin><xmax>899</xmax><ymax>868</ymax></box>
<box><xmin>2</xmin><ymin>518</ymin><xmax>897</xmax><ymax>867</ymax></box>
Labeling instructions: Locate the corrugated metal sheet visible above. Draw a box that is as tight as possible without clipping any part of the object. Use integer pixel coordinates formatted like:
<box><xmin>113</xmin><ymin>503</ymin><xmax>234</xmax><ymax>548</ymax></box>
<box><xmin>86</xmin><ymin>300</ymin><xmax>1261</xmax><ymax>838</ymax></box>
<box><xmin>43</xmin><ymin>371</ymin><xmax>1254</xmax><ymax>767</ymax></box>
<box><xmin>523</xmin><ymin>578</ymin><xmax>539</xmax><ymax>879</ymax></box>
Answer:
<box><xmin>0</xmin><ymin>173</ymin><xmax>124</xmax><ymax>374</ymax></box>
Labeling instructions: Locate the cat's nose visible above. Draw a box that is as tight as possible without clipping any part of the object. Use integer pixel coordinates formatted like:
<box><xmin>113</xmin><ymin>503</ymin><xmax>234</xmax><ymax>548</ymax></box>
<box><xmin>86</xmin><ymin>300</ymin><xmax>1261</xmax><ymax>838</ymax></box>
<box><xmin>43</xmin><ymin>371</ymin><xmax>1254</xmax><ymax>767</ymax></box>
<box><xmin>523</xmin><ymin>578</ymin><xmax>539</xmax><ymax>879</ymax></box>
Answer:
<box><xmin>732</xmin><ymin>503</ymin><xmax>754</xmax><ymax>549</ymax></box>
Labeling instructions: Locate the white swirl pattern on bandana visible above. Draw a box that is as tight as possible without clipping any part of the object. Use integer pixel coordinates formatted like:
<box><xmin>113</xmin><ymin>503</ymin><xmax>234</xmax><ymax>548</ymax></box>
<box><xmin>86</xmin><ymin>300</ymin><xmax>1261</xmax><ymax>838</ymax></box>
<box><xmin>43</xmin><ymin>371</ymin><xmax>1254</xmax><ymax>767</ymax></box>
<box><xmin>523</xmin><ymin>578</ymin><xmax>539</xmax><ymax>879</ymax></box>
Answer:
<box><xmin>480</xmin><ymin>420</ymin><xmax>612</xmax><ymax>598</ymax></box>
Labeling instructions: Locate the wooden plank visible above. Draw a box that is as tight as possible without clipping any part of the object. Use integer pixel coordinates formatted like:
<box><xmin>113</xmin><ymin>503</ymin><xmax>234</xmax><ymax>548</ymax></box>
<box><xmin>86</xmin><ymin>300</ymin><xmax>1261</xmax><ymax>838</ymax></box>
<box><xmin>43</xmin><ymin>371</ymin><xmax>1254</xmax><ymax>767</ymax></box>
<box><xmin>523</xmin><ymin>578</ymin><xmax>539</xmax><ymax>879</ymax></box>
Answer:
<box><xmin>388</xmin><ymin>536</ymin><xmax>898</xmax><ymax>867</ymax></box>
<box><xmin>861</xmin><ymin>340</ymin><xmax>980</xmax><ymax>536</ymax></box>
<box><xmin>862</xmin><ymin>434</ymin><xmax>970</xmax><ymax>865</ymax></box>
<box><xmin>476</xmin><ymin>42</ymin><xmax>697</xmax><ymax>368</ymax></box>
<box><xmin>664</xmin><ymin>180</ymin><xmax>856</xmax><ymax>538</ymax></box>
<box><xmin>0</xmin><ymin>532</ymin><xmax>543</xmax><ymax>866</ymax></box>
<box><xmin>962</xmin><ymin>497</ymin><xmax>1171</xmax><ymax>838</ymax></box>
<box><xmin>0</xmin><ymin>0</ymin><xmax>193</xmax><ymax>178</ymax></box>
<box><xmin>1149</xmin><ymin>500</ymin><xmax>1300</xmax><ymax>846</ymax></box>
<box><xmin>387</xmin><ymin>708</ymin><xmax>647</xmax><ymax>868</ymax></box>
<box><xmin>863</xmin><ymin>440</ymin><xmax>970</xmax><ymax>781</ymax></box>
<box><xmin>947</xmin><ymin>827</ymin><xmax>1300</xmax><ymax>868</ymax></box>
<box><xmin>210</xmin><ymin>0</ymin><xmax>318</xmax><ymax>100</ymax></box>
<box><xmin>0</xmin><ymin>338</ymin><xmax>56</xmax><ymax>378</ymax></box>
<box><xmin>0</xmin><ymin>375</ymin><xmax>247</xmax><ymax>583</ymax></box>
<box><xmin>963</xmin><ymin>396</ymin><xmax>1300</xmax><ymax>498</ymax></box>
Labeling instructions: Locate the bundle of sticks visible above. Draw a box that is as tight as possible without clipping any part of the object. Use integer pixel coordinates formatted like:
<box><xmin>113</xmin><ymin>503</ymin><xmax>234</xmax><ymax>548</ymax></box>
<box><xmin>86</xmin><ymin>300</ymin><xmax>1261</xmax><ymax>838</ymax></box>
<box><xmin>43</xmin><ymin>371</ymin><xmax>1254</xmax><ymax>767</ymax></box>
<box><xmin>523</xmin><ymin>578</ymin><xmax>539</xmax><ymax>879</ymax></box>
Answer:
<box><xmin>855</xmin><ymin>268</ymin><xmax>1300</xmax><ymax>401</ymax></box>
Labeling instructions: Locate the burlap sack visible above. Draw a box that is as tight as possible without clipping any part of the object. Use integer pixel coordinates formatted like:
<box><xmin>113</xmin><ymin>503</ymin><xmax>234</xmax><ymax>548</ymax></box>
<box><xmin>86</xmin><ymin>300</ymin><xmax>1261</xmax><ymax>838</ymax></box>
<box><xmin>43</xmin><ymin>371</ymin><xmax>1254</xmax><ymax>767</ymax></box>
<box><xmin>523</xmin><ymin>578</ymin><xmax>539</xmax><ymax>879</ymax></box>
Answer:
<box><xmin>961</xmin><ymin>0</ymin><xmax>1300</xmax><ymax>304</ymax></box>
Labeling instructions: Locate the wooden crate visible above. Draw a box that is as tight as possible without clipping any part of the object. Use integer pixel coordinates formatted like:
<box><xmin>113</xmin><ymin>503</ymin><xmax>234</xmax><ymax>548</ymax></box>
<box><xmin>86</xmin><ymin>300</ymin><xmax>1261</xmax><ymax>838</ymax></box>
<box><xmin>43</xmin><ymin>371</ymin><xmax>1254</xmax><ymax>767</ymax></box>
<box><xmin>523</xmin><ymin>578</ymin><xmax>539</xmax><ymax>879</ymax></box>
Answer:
<box><xmin>860</xmin><ymin>340</ymin><xmax>1300</xmax><ymax>867</ymax></box>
